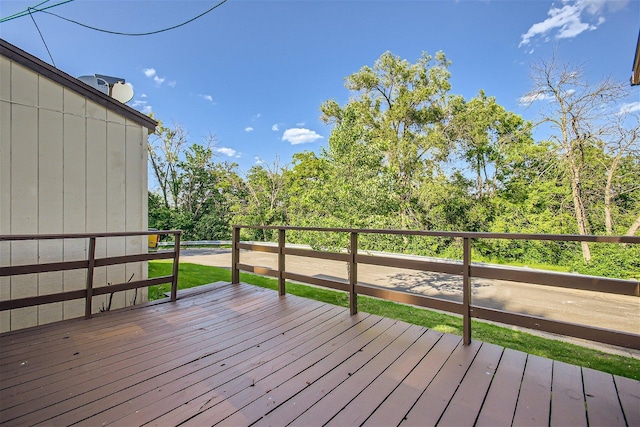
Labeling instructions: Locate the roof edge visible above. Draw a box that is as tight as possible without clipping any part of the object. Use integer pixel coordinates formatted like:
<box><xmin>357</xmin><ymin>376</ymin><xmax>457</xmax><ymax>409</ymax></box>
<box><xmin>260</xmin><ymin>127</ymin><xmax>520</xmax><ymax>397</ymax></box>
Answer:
<box><xmin>633</xmin><ymin>31</ymin><xmax>640</xmax><ymax>86</ymax></box>
<box><xmin>0</xmin><ymin>39</ymin><xmax>157</xmax><ymax>131</ymax></box>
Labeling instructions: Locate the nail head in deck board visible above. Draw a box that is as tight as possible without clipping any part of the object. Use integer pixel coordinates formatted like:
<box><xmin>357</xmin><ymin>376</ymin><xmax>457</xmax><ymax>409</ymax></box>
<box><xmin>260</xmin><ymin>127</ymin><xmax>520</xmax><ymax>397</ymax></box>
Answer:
<box><xmin>550</xmin><ymin>360</ymin><xmax>588</xmax><ymax>427</ymax></box>
<box><xmin>475</xmin><ymin>348</ymin><xmax>528</xmax><ymax>427</ymax></box>
<box><xmin>582</xmin><ymin>367</ymin><xmax>626</xmax><ymax>426</ymax></box>
<box><xmin>361</xmin><ymin>332</ymin><xmax>462</xmax><ymax>427</ymax></box>
<box><xmin>0</xmin><ymin>282</ymin><xmax>637</xmax><ymax>427</ymax></box>
<box><xmin>614</xmin><ymin>375</ymin><xmax>640</xmax><ymax>425</ymax></box>
<box><xmin>325</xmin><ymin>328</ymin><xmax>443</xmax><ymax>427</ymax></box>
<box><xmin>437</xmin><ymin>342</ymin><xmax>505</xmax><ymax>426</ymax></box>
<box><xmin>512</xmin><ymin>354</ymin><xmax>553</xmax><ymax>426</ymax></box>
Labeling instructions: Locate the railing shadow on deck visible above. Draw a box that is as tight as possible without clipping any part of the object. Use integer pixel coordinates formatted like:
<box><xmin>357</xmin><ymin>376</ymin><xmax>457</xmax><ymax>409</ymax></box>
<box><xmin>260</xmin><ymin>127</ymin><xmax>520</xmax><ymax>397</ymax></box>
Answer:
<box><xmin>0</xmin><ymin>230</ymin><xmax>181</xmax><ymax>320</ymax></box>
<box><xmin>231</xmin><ymin>225</ymin><xmax>640</xmax><ymax>350</ymax></box>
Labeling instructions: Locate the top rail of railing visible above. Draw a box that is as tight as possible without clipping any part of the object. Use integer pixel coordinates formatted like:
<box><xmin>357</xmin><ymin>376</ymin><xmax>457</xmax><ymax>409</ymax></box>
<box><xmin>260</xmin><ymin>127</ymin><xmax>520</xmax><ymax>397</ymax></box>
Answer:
<box><xmin>234</xmin><ymin>225</ymin><xmax>640</xmax><ymax>243</ymax></box>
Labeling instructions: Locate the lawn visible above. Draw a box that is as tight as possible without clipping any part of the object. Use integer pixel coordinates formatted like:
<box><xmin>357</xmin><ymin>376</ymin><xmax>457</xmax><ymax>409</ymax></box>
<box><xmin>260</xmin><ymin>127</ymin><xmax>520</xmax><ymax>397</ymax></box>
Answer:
<box><xmin>149</xmin><ymin>260</ymin><xmax>639</xmax><ymax>380</ymax></box>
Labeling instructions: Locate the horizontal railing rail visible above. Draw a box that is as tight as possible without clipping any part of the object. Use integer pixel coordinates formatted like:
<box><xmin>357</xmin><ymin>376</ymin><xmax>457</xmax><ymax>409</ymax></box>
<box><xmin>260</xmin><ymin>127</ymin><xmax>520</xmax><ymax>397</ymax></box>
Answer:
<box><xmin>231</xmin><ymin>225</ymin><xmax>640</xmax><ymax>350</ymax></box>
<box><xmin>0</xmin><ymin>230</ymin><xmax>182</xmax><ymax>318</ymax></box>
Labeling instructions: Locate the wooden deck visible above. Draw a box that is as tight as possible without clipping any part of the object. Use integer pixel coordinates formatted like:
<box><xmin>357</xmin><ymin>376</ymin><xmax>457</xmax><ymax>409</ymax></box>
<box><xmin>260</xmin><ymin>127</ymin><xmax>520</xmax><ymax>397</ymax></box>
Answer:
<box><xmin>1</xmin><ymin>283</ymin><xmax>638</xmax><ymax>426</ymax></box>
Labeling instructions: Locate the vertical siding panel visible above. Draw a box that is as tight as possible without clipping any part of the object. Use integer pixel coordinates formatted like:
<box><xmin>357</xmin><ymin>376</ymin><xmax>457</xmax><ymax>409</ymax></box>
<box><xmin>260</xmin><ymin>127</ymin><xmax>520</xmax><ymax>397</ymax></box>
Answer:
<box><xmin>62</xmin><ymin>89</ymin><xmax>86</xmax><ymax>320</ymax></box>
<box><xmin>125</xmin><ymin>123</ymin><xmax>144</xmax><ymax>306</ymax></box>
<box><xmin>141</xmin><ymin>127</ymin><xmax>149</xmax><ymax>303</ymax></box>
<box><xmin>0</xmin><ymin>57</ymin><xmax>11</xmax><ymax>331</ymax></box>
<box><xmin>86</xmin><ymin>103</ymin><xmax>108</xmax><ymax>313</ymax></box>
<box><xmin>106</xmin><ymin>111</ymin><xmax>126</xmax><ymax>310</ymax></box>
<box><xmin>10</xmin><ymin>103</ymin><xmax>38</xmax><ymax>329</ymax></box>
<box><xmin>10</xmin><ymin>63</ymin><xmax>38</xmax><ymax>106</ymax></box>
<box><xmin>37</xmin><ymin>102</ymin><xmax>64</xmax><ymax>325</ymax></box>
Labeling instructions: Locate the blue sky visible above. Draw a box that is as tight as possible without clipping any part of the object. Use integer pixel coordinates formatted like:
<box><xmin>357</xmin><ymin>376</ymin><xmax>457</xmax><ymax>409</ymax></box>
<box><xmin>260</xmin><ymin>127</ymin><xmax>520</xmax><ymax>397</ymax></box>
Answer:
<box><xmin>1</xmin><ymin>0</ymin><xmax>639</xmax><ymax>177</ymax></box>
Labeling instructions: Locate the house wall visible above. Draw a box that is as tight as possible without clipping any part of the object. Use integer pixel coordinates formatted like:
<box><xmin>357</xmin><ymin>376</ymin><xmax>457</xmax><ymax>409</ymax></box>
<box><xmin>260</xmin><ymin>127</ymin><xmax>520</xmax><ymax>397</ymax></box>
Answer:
<box><xmin>0</xmin><ymin>56</ymin><xmax>149</xmax><ymax>332</ymax></box>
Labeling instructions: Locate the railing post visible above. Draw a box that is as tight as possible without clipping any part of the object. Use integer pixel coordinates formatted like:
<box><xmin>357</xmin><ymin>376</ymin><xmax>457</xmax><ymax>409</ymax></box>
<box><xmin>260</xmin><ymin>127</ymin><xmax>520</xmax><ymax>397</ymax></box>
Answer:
<box><xmin>170</xmin><ymin>231</ymin><xmax>181</xmax><ymax>302</ymax></box>
<box><xmin>232</xmin><ymin>226</ymin><xmax>240</xmax><ymax>284</ymax></box>
<box><xmin>85</xmin><ymin>236</ymin><xmax>96</xmax><ymax>319</ymax></box>
<box><xmin>278</xmin><ymin>228</ymin><xmax>286</xmax><ymax>296</ymax></box>
<box><xmin>462</xmin><ymin>237</ymin><xmax>472</xmax><ymax>345</ymax></box>
<box><xmin>349</xmin><ymin>231</ymin><xmax>358</xmax><ymax>315</ymax></box>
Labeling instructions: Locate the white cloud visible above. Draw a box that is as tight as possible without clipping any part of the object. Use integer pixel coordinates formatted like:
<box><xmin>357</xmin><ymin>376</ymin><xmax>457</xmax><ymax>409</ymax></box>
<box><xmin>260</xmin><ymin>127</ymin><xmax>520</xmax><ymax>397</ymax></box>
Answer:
<box><xmin>143</xmin><ymin>67</ymin><xmax>171</xmax><ymax>86</ymax></box>
<box><xmin>140</xmin><ymin>93</ymin><xmax>147</xmax><ymax>98</ymax></box>
<box><xmin>282</xmin><ymin>128</ymin><xmax>323</xmax><ymax>145</ymax></box>
<box><xmin>519</xmin><ymin>0</ymin><xmax>623</xmax><ymax>47</ymax></box>
<box><xmin>214</xmin><ymin>147</ymin><xmax>238</xmax><ymax>157</ymax></box>
<box><xmin>619</xmin><ymin>101</ymin><xmax>640</xmax><ymax>114</ymax></box>
<box><xmin>199</xmin><ymin>94</ymin><xmax>214</xmax><ymax>102</ymax></box>
<box><xmin>272</xmin><ymin>124</ymin><xmax>279</xmax><ymax>131</ymax></box>
<box><xmin>245</xmin><ymin>127</ymin><xmax>254</xmax><ymax>132</ymax></box>
<box><xmin>254</xmin><ymin>156</ymin><xmax>264</xmax><ymax>164</ymax></box>
<box><xmin>518</xmin><ymin>92</ymin><xmax>552</xmax><ymax>106</ymax></box>
<box><xmin>296</xmin><ymin>122</ymin><xmax>305</xmax><ymax>126</ymax></box>
<box><xmin>131</xmin><ymin>98</ymin><xmax>152</xmax><ymax>114</ymax></box>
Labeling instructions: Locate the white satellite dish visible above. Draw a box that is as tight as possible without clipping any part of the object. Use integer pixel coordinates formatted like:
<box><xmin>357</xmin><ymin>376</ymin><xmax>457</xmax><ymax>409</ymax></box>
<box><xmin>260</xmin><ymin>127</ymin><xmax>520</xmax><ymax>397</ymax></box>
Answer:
<box><xmin>111</xmin><ymin>82</ymin><xmax>134</xmax><ymax>103</ymax></box>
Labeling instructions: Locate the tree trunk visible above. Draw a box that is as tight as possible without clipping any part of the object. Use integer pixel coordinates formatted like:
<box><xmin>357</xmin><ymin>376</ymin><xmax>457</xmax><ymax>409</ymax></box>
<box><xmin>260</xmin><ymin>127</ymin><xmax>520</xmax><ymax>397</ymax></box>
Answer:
<box><xmin>626</xmin><ymin>214</ymin><xmax>640</xmax><ymax>236</ymax></box>
<box><xmin>569</xmin><ymin>162</ymin><xmax>591</xmax><ymax>262</ymax></box>
<box><xmin>604</xmin><ymin>169</ymin><xmax>614</xmax><ymax>234</ymax></box>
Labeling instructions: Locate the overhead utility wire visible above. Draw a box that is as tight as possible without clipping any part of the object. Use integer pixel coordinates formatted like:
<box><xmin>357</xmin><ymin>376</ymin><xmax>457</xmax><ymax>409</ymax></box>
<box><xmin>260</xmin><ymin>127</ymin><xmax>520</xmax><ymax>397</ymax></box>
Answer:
<box><xmin>35</xmin><ymin>0</ymin><xmax>229</xmax><ymax>36</ymax></box>
<box><xmin>0</xmin><ymin>0</ymin><xmax>73</xmax><ymax>23</ymax></box>
<box><xmin>27</xmin><ymin>7</ymin><xmax>56</xmax><ymax>67</ymax></box>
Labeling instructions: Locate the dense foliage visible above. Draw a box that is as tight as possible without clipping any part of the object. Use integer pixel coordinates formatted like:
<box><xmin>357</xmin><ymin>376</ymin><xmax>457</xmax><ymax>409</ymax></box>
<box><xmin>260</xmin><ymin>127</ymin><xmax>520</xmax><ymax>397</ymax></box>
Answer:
<box><xmin>148</xmin><ymin>52</ymin><xmax>639</xmax><ymax>278</ymax></box>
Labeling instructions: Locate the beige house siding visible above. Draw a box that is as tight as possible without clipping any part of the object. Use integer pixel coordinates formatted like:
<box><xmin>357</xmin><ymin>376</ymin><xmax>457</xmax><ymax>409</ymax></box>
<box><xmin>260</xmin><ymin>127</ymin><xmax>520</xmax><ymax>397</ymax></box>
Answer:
<box><xmin>0</xmin><ymin>46</ymin><xmax>153</xmax><ymax>332</ymax></box>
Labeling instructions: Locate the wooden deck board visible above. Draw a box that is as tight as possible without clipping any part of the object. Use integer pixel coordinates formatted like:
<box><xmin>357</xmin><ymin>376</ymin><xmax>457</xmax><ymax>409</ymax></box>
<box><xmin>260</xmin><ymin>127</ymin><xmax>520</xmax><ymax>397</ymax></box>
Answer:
<box><xmin>0</xmin><ymin>282</ymin><xmax>636</xmax><ymax>427</ymax></box>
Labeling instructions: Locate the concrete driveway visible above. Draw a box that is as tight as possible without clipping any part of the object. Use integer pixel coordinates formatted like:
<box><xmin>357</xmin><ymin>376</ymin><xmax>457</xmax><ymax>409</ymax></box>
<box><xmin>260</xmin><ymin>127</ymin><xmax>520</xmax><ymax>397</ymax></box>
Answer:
<box><xmin>178</xmin><ymin>247</ymin><xmax>639</xmax><ymax>355</ymax></box>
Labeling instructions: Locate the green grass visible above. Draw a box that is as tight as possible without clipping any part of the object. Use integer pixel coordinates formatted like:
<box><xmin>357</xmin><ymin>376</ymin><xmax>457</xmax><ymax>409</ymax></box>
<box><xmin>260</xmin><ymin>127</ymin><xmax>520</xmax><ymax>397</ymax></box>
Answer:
<box><xmin>149</xmin><ymin>261</ymin><xmax>639</xmax><ymax>380</ymax></box>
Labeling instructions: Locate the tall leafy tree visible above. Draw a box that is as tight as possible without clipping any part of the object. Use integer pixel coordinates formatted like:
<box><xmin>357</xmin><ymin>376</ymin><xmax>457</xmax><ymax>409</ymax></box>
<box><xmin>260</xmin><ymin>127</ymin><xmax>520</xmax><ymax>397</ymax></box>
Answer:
<box><xmin>320</xmin><ymin>51</ymin><xmax>453</xmax><ymax>230</ymax></box>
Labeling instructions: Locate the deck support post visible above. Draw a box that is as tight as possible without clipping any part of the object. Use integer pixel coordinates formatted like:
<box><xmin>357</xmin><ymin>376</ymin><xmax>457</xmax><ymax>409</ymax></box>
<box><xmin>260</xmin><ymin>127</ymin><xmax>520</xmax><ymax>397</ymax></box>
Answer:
<box><xmin>232</xmin><ymin>226</ymin><xmax>240</xmax><ymax>284</ymax></box>
<box><xmin>463</xmin><ymin>237</ymin><xmax>472</xmax><ymax>345</ymax></box>
<box><xmin>170</xmin><ymin>232</ymin><xmax>181</xmax><ymax>302</ymax></box>
<box><xmin>84</xmin><ymin>236</ymin><xmax>96</xmax><ymax>319</ymax></box>
<box><xmin>349</xmin><ymin>231</ymin><xmax>358</xmax><ymax>315</ymax></box>
<box><xmin>278</xmin><ymin>228</ymin><xmax>286</xmax><ymax>296</ymax></box>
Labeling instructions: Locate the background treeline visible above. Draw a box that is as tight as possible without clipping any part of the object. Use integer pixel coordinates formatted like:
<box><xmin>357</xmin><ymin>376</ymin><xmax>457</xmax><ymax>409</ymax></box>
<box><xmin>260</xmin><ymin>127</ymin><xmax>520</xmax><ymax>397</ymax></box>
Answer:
<box><xmin>148</xmin><ymin>52</ymin><xmax>640</xmax><ymax>279</ymax></box>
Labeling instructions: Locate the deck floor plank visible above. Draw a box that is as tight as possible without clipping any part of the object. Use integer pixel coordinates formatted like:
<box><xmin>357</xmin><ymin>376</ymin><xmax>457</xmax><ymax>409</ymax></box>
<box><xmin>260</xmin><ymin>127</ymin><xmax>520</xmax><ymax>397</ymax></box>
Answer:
<box><xmin>550</xmin><ymin>361</ymin><xmax>587</xmax><ymax>427</ymax></box>
<box><xmin>101</xmin><ymin>305</ymin><xmax>352</xmax><ymax>426</ymax></box>
<box><xmin>0</xmin><ymin>282</ymin><xmax>636</xmax><ymax>427</ymax></box>
<box><xmin>583</xmin><ymin>367</ymin><xmax>626</xmax><ymax>426</ymax></box>
<box><xmin>614</xmin><ymin>375</ymin><xmax>640</xmax><ymax>426</ymax></box>
<box><xmin>1</xmin><ymin>293</ymin><xmax>314</xmax><ymax>423</ymax></box>
<box><xmin>36</xmin><ymin>297</ymin><xmax>325</xmax><ymax>426</ymax></box>
<box><xmin>475</xmin><ymin>347</ymin><xmax>528</xmax><ymax>427</ymax></box>
<box><xmin>512</xmin><ymin>354</ymin><xmax>553</xmax><ymax>426</ymax></box>
<box><xmin>324</xmin><ymin>328</ymin><xmax>443</xmax><ymax>427</ymax></box>
<box><xmin>437</xmin><ymin>342</ymin><xmax>505</xmax><ymax>426</ymax></box>
<box><xmin>213</xmin><ymin>315</ymin><xmax>388</xmax><ymax>427</ymax></box>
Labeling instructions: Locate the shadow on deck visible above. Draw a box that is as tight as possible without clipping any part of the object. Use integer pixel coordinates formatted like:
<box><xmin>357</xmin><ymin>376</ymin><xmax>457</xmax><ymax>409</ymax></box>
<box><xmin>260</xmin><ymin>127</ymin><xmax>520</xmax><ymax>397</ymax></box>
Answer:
<box><xmin>1</xmin><ymin>282</ymin><xmax>638</xmax><ymax>426</ymax></box>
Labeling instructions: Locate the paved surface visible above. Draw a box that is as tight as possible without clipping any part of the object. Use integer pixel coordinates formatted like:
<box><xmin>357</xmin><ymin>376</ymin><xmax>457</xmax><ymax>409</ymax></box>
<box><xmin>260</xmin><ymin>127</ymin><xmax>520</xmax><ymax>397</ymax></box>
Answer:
<box><xmin>179</xmin><ymin>248</ymin><xmax>640</xmax><ymax>356</ymax></box>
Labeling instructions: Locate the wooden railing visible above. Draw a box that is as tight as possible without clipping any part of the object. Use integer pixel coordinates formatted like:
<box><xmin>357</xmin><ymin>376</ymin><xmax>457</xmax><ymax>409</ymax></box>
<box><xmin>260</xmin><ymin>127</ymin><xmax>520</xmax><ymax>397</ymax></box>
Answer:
<box><xmin>0</xmin><ymin>230</ymin><xmax>182</xmax><ymax>319</ymax></box>
<box><xmin>231</xmin><ymin>226</ymin><xmax>640</xmax><ymax>349</ymax></box>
